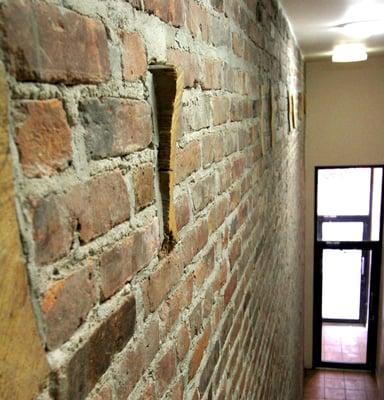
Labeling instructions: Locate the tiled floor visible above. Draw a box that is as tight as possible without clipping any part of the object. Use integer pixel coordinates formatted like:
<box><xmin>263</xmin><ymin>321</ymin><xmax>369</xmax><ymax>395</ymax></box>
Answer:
<box><xmin>304</xmin><ymin>369</ymin><xmax>378</xmax><ymax>400</ymax></box>
<box><xmin>322</xmin><ymin>324</ymin><xmax>367</xmax><ymax>364</ymax></box>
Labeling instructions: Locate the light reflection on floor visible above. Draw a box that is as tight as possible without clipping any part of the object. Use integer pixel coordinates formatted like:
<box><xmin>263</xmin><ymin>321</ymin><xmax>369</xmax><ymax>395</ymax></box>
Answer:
<box><xmin>322</xmin><ymin>324</ymin><xmax>367</xmax><ymax>364</ymax></box>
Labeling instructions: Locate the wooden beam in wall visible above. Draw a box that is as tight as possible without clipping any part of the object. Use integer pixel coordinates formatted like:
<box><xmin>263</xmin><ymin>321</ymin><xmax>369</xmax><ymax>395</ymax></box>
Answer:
<box><xmin>0</xmin><ymin>62</ymin><xmax>49</xmax><ymax>400</ymax></box>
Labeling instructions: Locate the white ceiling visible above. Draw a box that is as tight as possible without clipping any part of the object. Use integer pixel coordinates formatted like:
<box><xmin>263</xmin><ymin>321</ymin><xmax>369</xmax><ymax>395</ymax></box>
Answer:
<box><xmin>279</xmin><ymin>0</ymin><xmax>384</xmax><ymax>59</ymax></box>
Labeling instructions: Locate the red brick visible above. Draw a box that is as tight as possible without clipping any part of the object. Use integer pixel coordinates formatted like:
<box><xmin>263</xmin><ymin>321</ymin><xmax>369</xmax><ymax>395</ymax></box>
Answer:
<box><xmin>42</xmin><ymin>263</ymin><xmax>96</xmax><ymax>349</ymax></box>
<box><xmin>208</xmin><ymin>196</ymin><xmax>228</xmax><ymax>233</ymax></box>
<box><xmin>63</xmin><ymin>295</ymin><xmax>136</xmax><ymax>400</ymax></box>
<box><xmin>144</xmin><ymin>0</ymin><xmax>185</xmax><ymax>27</ymax></box>
<box><xmin>188</xmin><ymin>323</ymin><xmax>211</xmax><ymax>381</ymax></box>
<box><xmin>174</xmin><ymin>193</ymin><xmax>191</xmax><ymax>231</ymax></box>
<box><xmin>159</xmin><ymin>275</ymin><xmax>193</xmax><ymax>334</ymax></box>
<box><xmin>81</xmin><ymin>98</ymin><xmax>152</xmax><ymax>159</ymax></box>
<box><xmin>218</xmin><ymin>162</ymin><xmax>232</xmax><ymax>193</ymax></box>
<box><xmin>138</xmin><ymin>381</ymin><xmax>156</xmax><ymax>400</ymax></box>
<box><xmin>229</xmin><ymin>237</ymin><xmax>241</xmax><ymax>269</ymax></box>
<box><xmin>65</xmin><ymin>170</ymin><xmax>130</xmax><ymax>243</ymax></box>
<box><xmin>189</xmin><ymin>302</ymin><xmax>202</xmax><ymax>338</ymax></box>
<box><xmin>202</xmin><ymin>134</ymin><xmax>224</xmax><ymax>168</ymax></box>
<box><xmin>211</xmin><ymin>96</ymin><xmax>230</xmax><ymax>126</ymax></box>
<box><xmin>117</xmin><ymin>319</ymin><xmax>159</xmax><ymax>398</ymax></box>
<box><xmin>181</xmin><ymin>219</ymin><xmax>209</xmax><ymax>265</ymax></box>
<box><xmin>187</xmin><ymin>1</ymin><xmax>210</xmax><ymax>42</ymax></box>
<box><xmin>2</xmin><ymin>0</ymin><xmax>110</xmax><ymax>83</ymax></box>
<box><xmin>121</xmin><ymin>32</ymin><xmax>147</xmax><ymax>81</ymax></box>
<box><xmin>224</xmin><ymin>271</ymin><xmax>237</xmax><ymax>306</ymax></box>
<box><xmin>144</xmin><ymin>252</ymin><xmax>182</xmax><ymax>312</ymax></box>
<box><xmin>170</xmin><ymin>379</ymin><xmax>184</xmax><ymax>400</ymax></box>
<box><xmin>191</xmin><ymin>174</ymin><xmax>216</xmax><ymax>212</ymax></box>
<box><xmin>167</xmin><ymin>49</ymin><xmax>200</xmax><ymax>88</ymax></box>
<box><xmin>133</xmin><ymin>163</ymin><xmax>155</xmax><ymax>211</ymax></box>
<box><xmin>99</xmin><ymin>221</ymin><xmax>160</xmax><ymax>300</ymax></box>
<box><xmin>32</xmin><ymin>195</ymin><xmax>74</xmax><ymax>266</ymax></box>
<box><xmin>194</xmin><ymin>246</ymin><xmax>215</xmax><ymax>288</ymax></box>
<box><xmin>212</xmin><ymin>259</ymin><xmax>228</xmax><ymax>293</ymax></box>
<box><xmin>231</xmin><ymin>155</ymin><xmax>246</xmax><ymax>180</ymax></box>
<box><xmin>176</xmin><ymin>323</ymin><xmax>190</xmax><ymax>361</ymax></box>
<box><xmin>232</xmin><ymin>32</ymin><xmax>244</xmax><ymax>58</ymax></box>
<box><xmin>13</xmin><ymin>100</ymin><xmax>72</xmax><ymax>178</ymax></box>
<box><xmin>202</xmin><ymin>59</ymin><xmax>223</xmax><ymax>90</ymax></box>
<box><xmin>155</xmin><ymin>347</ymin><xmax>177</xmax><ymax>396</ymax></box>
<box><xmin>175</xmin><ymin>141</ymin><xmax>201</xmax><ymax>183</ymax></box>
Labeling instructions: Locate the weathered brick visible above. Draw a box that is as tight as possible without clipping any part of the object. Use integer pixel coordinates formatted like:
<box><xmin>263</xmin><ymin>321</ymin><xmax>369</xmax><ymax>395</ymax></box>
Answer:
<box><xmin>42</xmin><ymin>263</ymin><xmax>96</xmax><ymax>349</ymax></box>
<box><xmin>167</xmin><ymin>49</ymin><xmax>200</xmax><ymax>88</ymax></box>
<box><xmin>174</xmin><ymin>193</ymin><xmax>191</xmax><ymax>231</ymax></box>
<box><xmin>159</xmin><ymin>274</ymin><xmax>193</xmax><ymax>334</ymax></box>
<box><xmin>211</xmin><ymin>96</ymin><xmax>230</xmax><ymax>126</ymax></box>
<box><xmin>121</xmin><ymin>32</ymin><xmax>147</xmax><ymax>81</ymax></box>
<box><xmin>188</xmin><ymin>323</ymin><xmax>211</xmax><ymax>381</ymax></box>
<box><xmin>181</xmin><ymin>219</ymin><xmax>209</xmax><ymax>265</ymax></box>
<box><xmin>202</xmin><ymin>134</ymin><xmax>225</xmax><ymax>167</ymax></box>
<box><xmin>81</xmin><ymin>98</ymin><xmax>152</xmax><ymax>159</ymax></box>
<box><xmin>155</xmin><ymin>347</ymin><xmax>177</xmax><ymax>396</ymax></box>
<box><xmin>144</xmin><ymin>252</ymin><xmax>182</xmax><ymax>312</ymax></box>
<box><xmin>199</xmin><ymin>340</ymin><xmax>220</xmax><ymax>395</ymax></box>
<box><xmin>224</xmin><ymin>271</ymin><xmax>237</xmax><ymax>306</ymax></box>
<box><xmin>65</xmin><ymin>170</ymin><xmax>130</xmax><ymax>243</ymax></box>
<box><xmin>133</xmin><ymin>163</ymin><xmax>155</xmax><ymax>211</ymax></box>
<box><xmin>144</xmin><ymin>0</ymin><xmax>185</xmax><ymax>27</ymax></box>
<box><xmin>194</xmin><ymin>247</ymin><xmax>215</xmax><ymax>288</ymax></box>
<box><xmin>117</xmin><ymin>320</ymin><xmax>159</xmax><ymax>398</ymax></box>
<box><xmin>99</xmin><ymin>221</ymin><xmax>159</xmax><ymax>300</ymax></box>
<box><xmin>63</xmin><ymin>295</ymin><xmax>136</xmax><ymax>400</ymax></box>
<box><xmin>191</xmin><ymin>174</ymin><xmax>216</xmax><ymax>212</ymax></box>
<box><xmin>2</xmin><ymin>0</ymin><xmax>110</xmax><ymax>83</ymax></box>
<box><xmin>175</xmin><ymin>141</ymin><xmax>201</xmax><ymax>183</ymax></box>
<box><xmin>138</xmin><ymin>381</ymin><xmax>156</xmax><ymax>400</ymax></box>
<box><xmin>170</xmin><ymin>380</ymin><xmax>184</xmax><ymax>400</ymax></box>
<box><xmin>32</xmin><ymin>172</ymin><xmax>129</xmax><ymax>264</ymax></box>
<box><xmin>232</xmin><ymin>32</ymin><xmax>244</xmax><ymax>58</ymax></box>
<box><xmin>187</xmin><ymin>1</ymin><xmax>210</xmax><ymax>41</ymax></box>
<box><xmin>176</xmin><ymin>323</ymin><xmax>190</xmax><ymax>361</ymax></box>
<box><xmin>13</xmin><ymin>100</ymin><xmax>72</xmax><ymax>178</ymax></box>
<box><xmin>202</xmin><ymin>59</ymin><xmax>223</xmax><ymax>90</ymax></box>
<box><xmin>229</xmin><ymin>237</ymin><xmax>241</xmax><ymax>269</ymax></box>
<box><xmin>208</xmin><ymin>196</ymin><xmax>228</xmax><ymax>234</ymax></box>
<box><xmin>32</xmin><ymin>196</ymin><xmax>74</xmax><ymax>266</ymax></box>
<box><xmin>189</xmin><ymin>302</ymin><xmax>203</xmax><ymax>337</ymax></box>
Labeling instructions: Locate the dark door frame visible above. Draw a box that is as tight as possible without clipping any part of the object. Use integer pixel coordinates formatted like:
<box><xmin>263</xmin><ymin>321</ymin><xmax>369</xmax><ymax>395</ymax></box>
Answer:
<box><xmin>312</xmin><ymin>165</ymin><xmax>384</xmax><ymax>371</ymax></box>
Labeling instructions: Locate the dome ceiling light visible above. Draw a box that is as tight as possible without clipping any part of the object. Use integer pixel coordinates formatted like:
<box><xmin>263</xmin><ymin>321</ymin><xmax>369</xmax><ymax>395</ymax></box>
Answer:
<box><xmin>332</xmin><ymin>43</ymin><xmax>368</xmax><ymax>63</ymax></box>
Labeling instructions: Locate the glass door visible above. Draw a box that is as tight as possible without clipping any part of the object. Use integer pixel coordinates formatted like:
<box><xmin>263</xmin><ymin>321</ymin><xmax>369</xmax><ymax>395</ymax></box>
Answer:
<box><xmin>313</xmin><ymin>166</ymin><xmax>384</xmax><ymax>370</ymax></box>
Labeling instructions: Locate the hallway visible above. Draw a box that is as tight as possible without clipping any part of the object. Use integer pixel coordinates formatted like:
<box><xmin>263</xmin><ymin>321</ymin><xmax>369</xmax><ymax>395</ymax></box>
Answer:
<box><xmin>304</xmin><ymin>370</ymin><xmax>378</xmax><ymax>400</ymax></box>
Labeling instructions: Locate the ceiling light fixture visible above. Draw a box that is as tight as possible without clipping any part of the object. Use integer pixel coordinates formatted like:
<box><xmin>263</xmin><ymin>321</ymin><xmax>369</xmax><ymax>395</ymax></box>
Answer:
<box><xmin>332</xmin><ymin>43</ymin><xmax>368</xmax><ymax>63</ymax></box>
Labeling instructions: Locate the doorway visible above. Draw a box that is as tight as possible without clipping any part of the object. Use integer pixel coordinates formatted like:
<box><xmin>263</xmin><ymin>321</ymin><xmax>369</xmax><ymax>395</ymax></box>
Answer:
<box><xmin>313</xmin><ymin>166</ymin><xmax>384</xmax><ymax>370</ymax></box>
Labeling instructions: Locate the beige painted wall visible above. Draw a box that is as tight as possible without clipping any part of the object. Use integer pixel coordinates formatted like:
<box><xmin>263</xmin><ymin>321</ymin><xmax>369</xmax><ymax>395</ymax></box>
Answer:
<box><xmin>304</xmin><ymin>55</ymin><xmax>384</xmax><ymax>368</ymax></box>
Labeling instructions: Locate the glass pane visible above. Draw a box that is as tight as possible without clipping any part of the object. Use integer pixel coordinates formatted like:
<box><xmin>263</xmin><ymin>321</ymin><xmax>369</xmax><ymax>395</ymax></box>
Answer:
<box><xmin>321</xmin><ymin>249</ymin><xmax>371</xmax><ymax>364</ymax></box>
<box><xmin>322</xmin><ymin>250</ymin><xmax>362</xmax><ymax>320</ymax></box>
<box><xmin>322</xmin><ymin>222</ymin><xmax>364</xmax><ymax>241</ymax></box>
<box><xmin>371</xmin><ymin>168</ymin><xmax>383</xmax><ymax>241</ymax></box>
<box><xmin>318</xmin><ymin>168</ymin><xmax>371</xmax><ymax>216</ymax></box>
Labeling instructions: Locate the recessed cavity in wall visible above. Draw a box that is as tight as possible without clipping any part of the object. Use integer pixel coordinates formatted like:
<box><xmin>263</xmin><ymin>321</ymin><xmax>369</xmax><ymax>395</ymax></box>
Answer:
<box><xmin>148</xmin><ymin>65</ymin><xmax>183</xmax><ymax>253</ymax></box>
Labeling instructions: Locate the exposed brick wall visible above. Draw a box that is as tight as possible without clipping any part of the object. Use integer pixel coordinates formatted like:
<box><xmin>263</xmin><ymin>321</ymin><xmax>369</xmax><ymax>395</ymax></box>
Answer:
<box><xmin>1</xmin><ymin>0</ymin><xmax>304</xmax><ymax>399</ymax></box>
